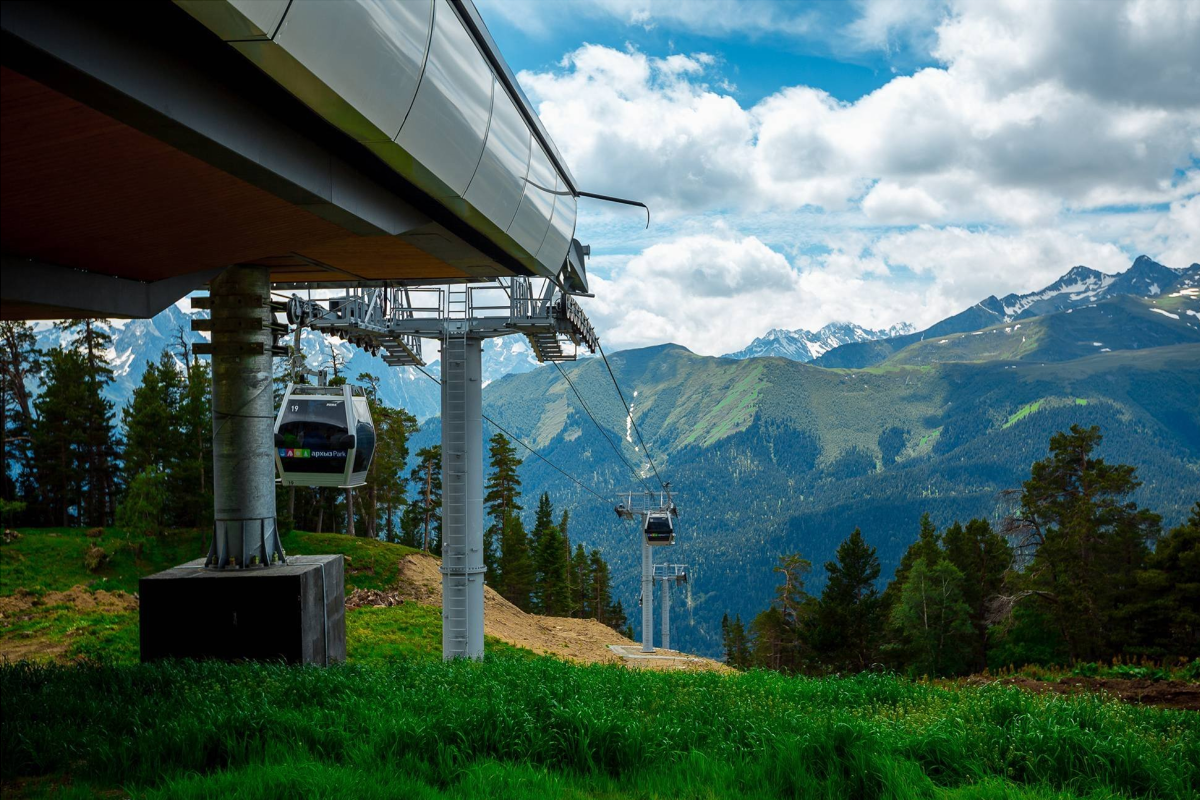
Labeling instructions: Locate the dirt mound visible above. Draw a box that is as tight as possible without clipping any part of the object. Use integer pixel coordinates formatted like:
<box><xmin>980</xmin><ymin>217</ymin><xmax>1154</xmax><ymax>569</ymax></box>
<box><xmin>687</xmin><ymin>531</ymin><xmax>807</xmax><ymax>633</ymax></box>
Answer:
<box><xmin>345</xmin><ymin>588</ymin><xmax>406</xmax><ymax>610</ymax></box>
<box><xmin>395</xmin><ymin>554</ymin><xmax>726</xmax><ymax>671</ymax></box>
<box><xmin>0</xmin><ymin>586</ymin><xmax>138</xmax><ymax>617</ymax></box>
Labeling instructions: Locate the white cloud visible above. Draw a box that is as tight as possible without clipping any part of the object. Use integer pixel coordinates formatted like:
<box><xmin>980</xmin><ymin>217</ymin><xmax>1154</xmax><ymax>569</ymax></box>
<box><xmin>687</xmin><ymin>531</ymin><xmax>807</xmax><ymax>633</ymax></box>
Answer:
<box><xmin>861</xmin><ymin>182</ymin><xmax>947</xmax><ymax>223</ymax></box>
<box><xmin>584</xmin><ymin>227</ymin><xmax>1147</xmax><ymax>356</ymax></box>
<box><xmin>509</xmin><ymin>0</ymin><xmax>1198</xmax><ymax>350</ymax></box>
<box><xmin>520</xmin><ymin>1</ymin><xmax>1199</xmax><ymax>222</ymax></box>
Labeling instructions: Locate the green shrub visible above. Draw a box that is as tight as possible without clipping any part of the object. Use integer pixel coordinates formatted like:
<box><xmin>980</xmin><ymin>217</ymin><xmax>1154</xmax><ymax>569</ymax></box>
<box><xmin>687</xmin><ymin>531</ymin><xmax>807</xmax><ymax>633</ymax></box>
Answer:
<box><xmin>115</xmin><ymin>468</ymin><xmax>168</xmax><ymax>538</ymax></box>
<box><xmin>82</xmin><ymin>545</ymin><xmax>109</xmax><ymax>573</ymax></box>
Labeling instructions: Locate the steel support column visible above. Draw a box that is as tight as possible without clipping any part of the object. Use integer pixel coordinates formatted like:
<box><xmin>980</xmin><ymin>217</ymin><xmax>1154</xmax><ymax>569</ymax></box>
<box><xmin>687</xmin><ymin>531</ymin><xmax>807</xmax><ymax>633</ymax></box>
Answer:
<box><xmin>205</xmin><ymin>264</ymin><xmax>284</xmax><ymax>569</ymax></box>
<box><xmin>661</xmin><ymin>577</ymin><xmax>671</xmax><ymax>651</ymax></box>
<box><xmin>641</xmin><ymin>538</ymin><xmax>654</xmax><ymax>653</ymax></box>
<box><xmin>440</xmin><ymin>329</ymin><xmax>486</xmax><ymax>660</ymax></box>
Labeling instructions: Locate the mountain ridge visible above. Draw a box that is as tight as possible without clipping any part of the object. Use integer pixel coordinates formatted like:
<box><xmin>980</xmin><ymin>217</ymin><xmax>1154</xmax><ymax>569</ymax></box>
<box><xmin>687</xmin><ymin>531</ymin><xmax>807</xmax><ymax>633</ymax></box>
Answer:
<box><xmin>815</xmin><ymin>256</ymin><xmax>1196</xmax><ymax>368</ymax></box>
<box><xmin>722</xmin><ymin>321</ymin><xmax>915</xmax><ymax>362</ymax></box>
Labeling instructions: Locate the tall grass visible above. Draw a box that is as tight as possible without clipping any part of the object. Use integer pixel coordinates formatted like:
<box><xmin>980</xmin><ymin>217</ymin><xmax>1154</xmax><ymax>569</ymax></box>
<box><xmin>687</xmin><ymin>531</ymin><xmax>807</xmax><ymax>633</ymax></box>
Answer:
<box><xmin>3</xmin><ymin>657</ymin><xmax>1195</xmax><ymax>799</ymax></box>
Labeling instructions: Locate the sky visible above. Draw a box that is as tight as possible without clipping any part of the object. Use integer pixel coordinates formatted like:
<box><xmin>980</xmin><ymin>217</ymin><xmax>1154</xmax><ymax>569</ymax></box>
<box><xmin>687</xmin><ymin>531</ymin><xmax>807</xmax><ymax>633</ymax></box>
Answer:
<box><xmin>475</xmin><ymin>0</ymin><xmax>1200</xmax><ymax>356</ymax></box>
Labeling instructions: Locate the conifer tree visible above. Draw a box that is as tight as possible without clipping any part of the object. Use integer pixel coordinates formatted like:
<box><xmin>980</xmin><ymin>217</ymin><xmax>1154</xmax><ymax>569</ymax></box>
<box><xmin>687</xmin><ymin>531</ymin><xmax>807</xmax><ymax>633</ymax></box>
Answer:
<box><xmin>32</xmin><ymin>349</ymin><xmax>90</xmax><ymax>525</ymax></box>
<box><xmin>484</xmin><ymin>433</ymin><xmax>523</xmax><ymax>576</ymax></box>
<box><xmin>122</xmin><ymin>354</ymin><xmax>178</xmax><ymax>478</ymax></box>
<box><xmin>890</xmin><ymin>559</ymin><xmax>973</xmax><ymax>676</ymax></box>
<box><xmin>530</xmin><ymin>492</ymin><xmax>570</xmax><ymax>613</ymax></box>
<box><xmin>371</xmin><ymin>404</ymin><xmax>418</xmax><ymax>542</ymax></box>
<box><xmin>570</xmin><ymin>543</ymin><xmax>590</xmax><ymax>618</ymax></box>
<box><xmin>588</xmin><ymin>548</ymin><xmax>613</xmax><ymax>622</ymax></box>
<box><xmin>497</xmin><ymin>513</ymin><xmax>534</xmax><ymax>610</ymax></box>
<box><xmin>942</xmin><ymin>518</ymin><xmax>1011</xmax><ymax>670</ymax></box>
<box><xmin>55</xmin><ymin>319</ymin><xmax>117</xmax><ymax>525</ymax></box>
<box><xmin>814</xmin><ymin>528</ymin><xmax>884</xmax><ymax>672</ymax></box>
<box><xmin>882</xmin><ymin>513</ymin><xmax>943</xmax><ymax>613</ymax></box>
<box><xmin>1137</xmin><ymin>502</ymin><xmax>1200</xmax><ymax>658</ymax></box>
<box><xmin>1</xmin><ymin>322</ymin><xmax>42</xmax><ymax>510</ymax></box>
<box><xmin>407</xmin><ymin>445</ymin><xmax>442</xmax><ymax>553</ymax></box>
<box><xmin>176</xmin><ymin>354</ymin><xmax>212</xmax><ymax>525</ymax></box>
<box><xmin>1005</xmin><ymin>425</ymin><xmax>1160</xmax><ymax>662</ymax></box>
<box><xmin>721</xmin><ymin>613</ymin><xmax>751</xmax><ymax>669</ymax></box>
<box><xmin>535</xmin><ymin>524</ymin><xmax>570</xmax><ymax>615</ymax></box>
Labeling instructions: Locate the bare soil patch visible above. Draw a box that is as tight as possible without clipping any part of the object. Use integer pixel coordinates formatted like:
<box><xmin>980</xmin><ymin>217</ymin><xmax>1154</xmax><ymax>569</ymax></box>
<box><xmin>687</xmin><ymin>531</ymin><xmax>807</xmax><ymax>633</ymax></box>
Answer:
<box><xmin>962</xmin><ymin>675</ymin><xmax>1199</xmax><ymax>710</ymax></box>
<box><xmin>0</xmin><ymin>585</ymin><xmax>138</xmax><ymax>663</ymax></box>
<box><xmin>395</xmin><ymin>554</ymin><xmax>727</xmax><ymax>671</ymax></box>
<box><xmin>0</xmin><ymin>586</ymin><xmax>138</xmax><ymax>616</ymax></box>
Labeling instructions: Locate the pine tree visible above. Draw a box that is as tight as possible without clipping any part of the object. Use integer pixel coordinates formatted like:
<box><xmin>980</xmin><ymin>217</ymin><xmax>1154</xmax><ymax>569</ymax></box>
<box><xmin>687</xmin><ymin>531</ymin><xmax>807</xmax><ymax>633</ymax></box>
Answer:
<box><xmin>1138</xmin><ymin>502</ymin><xmax>1200</xmax><ymax>658</ymax></box>
<box><xmin>570</xmin><ymin>543</ymin><xmax>590</xmax><ymax>618</ymax></box>
<box><xmin>408</xmin><ymin>446</ymin><xmax>442</xmax><ymax>553</ymax></box>
<box><xmin>721</xmin><ymin>613</ymin><xmax>750</xmax><ymax>669</ymax></box>
<box><xmin>535</xmin><ymin>523</ymin><xmax>570</xmax><ymax>616</ymax></box>
<box><xmin>890</xmin><ymin>559</ymin><xmax>973</xmax><ymax>676</ymax></box>
<box><xmin>882</xmin><ymin>513</ymin><xmax>943</xmax><ymax>613</ymax></box>
<box><xmin>1005</xmin><ymin>425</ymin><xmax>1161</xmax><ymax>662</ymax></box>
<box><xmin>608</xmin><ymin>598</ymin><xmax>630</xmax><ymax>639</ymax></box>
<box><xmin>588</xmin><ymin>548</ymin><xmax>613</xmax><ymax>622</ymax></box>
<box><xmin>175</xmin><ymin>353</ymin><xmax>212</xmax><ymax>526</ymax></box>
<box><xmin>32</xmin><ymin>349</ymin><xmax>90</xmax><ymax>526</ymax></box>
<box><xmin>122</xmin><ymin>354</ymin><xmax>177</xmax><ymax>478</ymax></box>
<box><xmin>530</xmin><ymin>493</ymin><xmax>570</xmax><ymax>614</ymax></box>
<box><xmin>371</xmin><ymin>404</ymin><xmax>418</xmax><ymax>542</ymax></box>
<box><xmin>814</xmin><ymin>528</ymin><xmax>884</xmax><ymax>672</ymax></box>
<box><xmin>55</xmin><ymin>320</ymin><xmax>117</xmax><ymax>525</ymax></box>
<box><xmin>484</xmin><ymin>433</ymin><xmax>523</xmax><ymax>577</ymax></box>
<box><xmin>943</xmin><ymin>518</ymin><xmax>1011</xmax><ymax>671</ymax></box>
<box><xmin>0</xmin><ymin>321</ymin><xmax>42</xmax><ymax>511</ymax></box>
<box><xmin>497</xmin><ymin>513</ymin><xmax>534</xmax><ymax>610</ymax></box>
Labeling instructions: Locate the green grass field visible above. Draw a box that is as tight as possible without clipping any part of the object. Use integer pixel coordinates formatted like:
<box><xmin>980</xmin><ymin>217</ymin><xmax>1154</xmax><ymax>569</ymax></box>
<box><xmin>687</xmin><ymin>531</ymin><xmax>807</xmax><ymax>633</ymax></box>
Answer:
<box><xmin>2</xmin><ymin>658</ymin><xmax>1196</xmax><ymax>799</ymax></box>
<box><xmin>3</xmin><ymin>528</ymin><xmax>1198</xmax><ymax>798</ymax></box>
<box><xmin>0</xmin><ymin>528</ymin><xmax>520</xmax><ymax>665</ymax></box>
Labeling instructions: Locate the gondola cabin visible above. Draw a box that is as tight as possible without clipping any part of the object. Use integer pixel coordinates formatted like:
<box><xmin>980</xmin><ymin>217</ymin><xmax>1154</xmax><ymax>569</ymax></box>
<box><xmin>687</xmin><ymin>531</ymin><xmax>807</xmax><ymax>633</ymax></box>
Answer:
<box><xmin>644</xmin><ymin>511</ymin><xmax>675</xmax><ymax>546</ymax></box>
<box><xmin>274</xmin><ymin>384</ymin><xmax>376</xmax><ymax>488</ymax></box>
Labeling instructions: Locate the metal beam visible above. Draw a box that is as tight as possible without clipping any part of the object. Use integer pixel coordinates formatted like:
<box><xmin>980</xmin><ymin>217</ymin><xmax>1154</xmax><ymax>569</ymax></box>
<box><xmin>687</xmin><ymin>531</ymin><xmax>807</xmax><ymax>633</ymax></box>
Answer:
<box><xmin>0</xmin><ymin>255</ymin><xmax>220</xmax><ymax>320</ymax></box>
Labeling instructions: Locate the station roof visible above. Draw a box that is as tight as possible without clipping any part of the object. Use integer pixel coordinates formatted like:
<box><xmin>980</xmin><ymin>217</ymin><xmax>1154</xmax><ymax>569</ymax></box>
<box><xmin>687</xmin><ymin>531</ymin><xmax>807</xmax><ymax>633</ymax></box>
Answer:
<box><xmin>1</xmin><ymin>0</ymin><xmax>581</xmax><ymax>319</ymax></box>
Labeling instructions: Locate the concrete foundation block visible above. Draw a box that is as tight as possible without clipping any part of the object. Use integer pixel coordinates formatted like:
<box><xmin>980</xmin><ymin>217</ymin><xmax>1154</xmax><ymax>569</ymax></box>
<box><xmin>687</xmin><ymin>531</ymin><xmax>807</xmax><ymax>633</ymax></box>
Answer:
<box><xmin>140</xmin><ymin>554</ymin><xmax>345</xmax><ymax>665</ymax></box>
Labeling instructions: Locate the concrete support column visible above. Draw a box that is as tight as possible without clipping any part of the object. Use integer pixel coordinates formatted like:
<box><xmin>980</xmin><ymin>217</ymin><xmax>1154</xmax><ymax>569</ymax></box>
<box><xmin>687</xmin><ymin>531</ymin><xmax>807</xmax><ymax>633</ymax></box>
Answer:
<box><xmin>661</xmin><ymin>577</ymin><xmax>671</xmax><ymax>651</ymax></box>
<box><xmin>205</xmin><ymin>264</ymin><xmax>284</xmax><ymax>569</ymax></box>
<box><xmin>641</xmin><ymin>538</ymin><xmax>654</xmax><ymax>653</ymax></box>
<box><xmin>440</xmin><ymin>329</ymin><xmax>485</xmax><ymax>660</ymax></box>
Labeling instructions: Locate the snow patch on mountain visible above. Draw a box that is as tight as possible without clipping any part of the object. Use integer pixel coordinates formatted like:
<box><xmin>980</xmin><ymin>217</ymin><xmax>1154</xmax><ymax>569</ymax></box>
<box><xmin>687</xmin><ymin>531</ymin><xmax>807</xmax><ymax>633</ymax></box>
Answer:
<box><xmin>723</xmin><ymin>321</ymin><xmax>915</xmax><ymax>362</ymax></box>
<box><xmin>32</xmin><ymin>303</ymin><xmax>547</xmax><ymax>421</ymax></box>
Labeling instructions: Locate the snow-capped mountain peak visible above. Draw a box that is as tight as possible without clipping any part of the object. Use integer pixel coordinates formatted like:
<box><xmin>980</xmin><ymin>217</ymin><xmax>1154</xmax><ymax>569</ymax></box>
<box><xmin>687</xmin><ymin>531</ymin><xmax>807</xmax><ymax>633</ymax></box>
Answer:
<box><xmin>723</xmin><ymin>320</ymin><xmax>915</xmax><ymax>362</ymax></box>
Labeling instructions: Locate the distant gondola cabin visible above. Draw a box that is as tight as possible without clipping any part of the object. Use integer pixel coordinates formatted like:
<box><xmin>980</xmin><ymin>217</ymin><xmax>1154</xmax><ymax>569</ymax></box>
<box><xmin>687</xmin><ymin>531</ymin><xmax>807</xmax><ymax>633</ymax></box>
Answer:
<box><xmin>274</xmin><ymin>384</ymin><xmax>375</xmax><ymax>488</ymax></box>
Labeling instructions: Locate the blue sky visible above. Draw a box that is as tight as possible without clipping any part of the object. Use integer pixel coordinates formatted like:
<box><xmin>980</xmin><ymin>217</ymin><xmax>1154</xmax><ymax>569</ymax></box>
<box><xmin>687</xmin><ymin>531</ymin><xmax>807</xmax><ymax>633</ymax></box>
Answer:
<box><xmin>475</xmin><ymin>0</ymin><xmax>1199</xmax><ymax>355</ymax></box>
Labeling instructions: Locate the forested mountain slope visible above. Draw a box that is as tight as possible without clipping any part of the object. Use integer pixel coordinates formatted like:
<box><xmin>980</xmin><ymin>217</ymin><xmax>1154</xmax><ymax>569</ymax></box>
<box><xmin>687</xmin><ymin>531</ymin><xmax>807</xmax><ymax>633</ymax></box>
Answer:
<box><xmin>883</xmin><ymin>294</ymin><xmax>1200</xmax><ymax>366</ymax></box>
<box><xmin>414</xmin><ymin>337</ymin><xmax>1200</xmax><ymax>657</ymax></box>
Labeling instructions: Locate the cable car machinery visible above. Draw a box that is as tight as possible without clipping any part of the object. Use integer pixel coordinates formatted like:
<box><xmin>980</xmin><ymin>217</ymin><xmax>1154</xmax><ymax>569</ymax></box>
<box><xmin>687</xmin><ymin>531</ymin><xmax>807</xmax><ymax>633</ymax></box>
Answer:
<box><xmin>254</xmin><ymin>264</ymin><xmax>600</xmax><ymax>660</ymax></box>
<box><xmin>615</xmin><ymin>485</ymin><xmax>679</xmax><ymax>653</ymax></box>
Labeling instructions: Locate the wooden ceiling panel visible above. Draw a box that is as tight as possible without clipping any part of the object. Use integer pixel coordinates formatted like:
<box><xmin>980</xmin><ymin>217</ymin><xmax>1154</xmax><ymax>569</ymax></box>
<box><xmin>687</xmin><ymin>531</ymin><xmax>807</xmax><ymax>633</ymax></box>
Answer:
<box><xmin>0</xmin><ymin>67</ymin><xmax>468</xmax><ymax>285</ymax></box>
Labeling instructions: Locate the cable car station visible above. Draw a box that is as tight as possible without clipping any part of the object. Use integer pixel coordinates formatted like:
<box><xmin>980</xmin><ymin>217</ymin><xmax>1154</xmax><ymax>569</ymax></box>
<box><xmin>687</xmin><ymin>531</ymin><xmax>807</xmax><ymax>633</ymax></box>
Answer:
<box><xmin>1</xmin><ymin>0</ymin><xmax>615</xmax><ymax>662</ymax></box>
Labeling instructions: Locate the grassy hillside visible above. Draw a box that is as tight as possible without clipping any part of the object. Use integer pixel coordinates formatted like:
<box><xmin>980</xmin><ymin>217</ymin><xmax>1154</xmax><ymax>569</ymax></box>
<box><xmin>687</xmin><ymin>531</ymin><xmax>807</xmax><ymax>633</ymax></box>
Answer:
<box><xmin>3</xmin><ymin>658</ymin><xmax>1197</xmax><ymax>799</ymax></box>
<box><xmin>0</xmin><ymin>528</ymin><xmax>525</xmax><ymax>664</ymax></box>
<box><xmin>422</xmin><ymin>342</ymin><xmax>1200</xmax><ymax>657</ymax></box>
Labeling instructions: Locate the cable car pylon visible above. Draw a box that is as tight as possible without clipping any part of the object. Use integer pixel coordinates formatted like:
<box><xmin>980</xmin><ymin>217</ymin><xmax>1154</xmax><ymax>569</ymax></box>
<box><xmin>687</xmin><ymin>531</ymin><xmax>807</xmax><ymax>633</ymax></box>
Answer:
<box><xmin>615</xmin><ymin>483</ymin><xmax>679</xmax><ymax>653</ymax></box>
<box><xmin>274</xmin><ymin>261</ymin><xmax>600</xmax><ymax>661</ymax></box>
